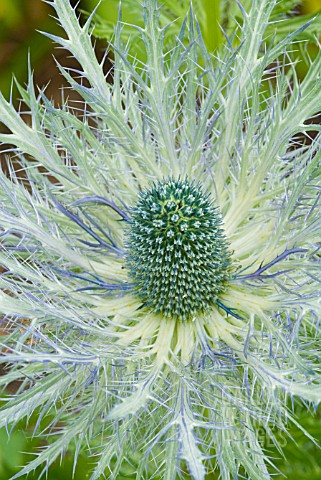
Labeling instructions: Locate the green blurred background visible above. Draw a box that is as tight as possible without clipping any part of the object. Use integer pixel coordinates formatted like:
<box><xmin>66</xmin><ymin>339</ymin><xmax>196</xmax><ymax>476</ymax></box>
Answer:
<box><xmin>0</xmin><ymin>0</ymin><xmax>109</xmax><ymax>101</ymax></box>
<box><xmin>1</xmin><ymin>0</ymin><xmax>321</xmax><ymax>478</ymax></box>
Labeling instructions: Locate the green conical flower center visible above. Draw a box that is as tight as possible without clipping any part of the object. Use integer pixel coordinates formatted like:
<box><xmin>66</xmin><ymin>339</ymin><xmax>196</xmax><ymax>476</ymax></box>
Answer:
<box><xmin>125</xmin><ymin>178</ymin><xmax>232</xmax><ymax>320</ymax></box>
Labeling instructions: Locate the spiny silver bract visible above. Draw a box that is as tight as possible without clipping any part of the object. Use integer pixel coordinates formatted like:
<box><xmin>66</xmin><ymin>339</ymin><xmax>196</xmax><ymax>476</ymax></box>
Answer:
<box><xmin>1</xmin><ymin>0</ymin><xmax>321</xmax><ymax>479</ymax></box>
<box><xmin>125</xmin><ymin>178</ymin><xmax>232</xmax><ymax>320</ymax></box>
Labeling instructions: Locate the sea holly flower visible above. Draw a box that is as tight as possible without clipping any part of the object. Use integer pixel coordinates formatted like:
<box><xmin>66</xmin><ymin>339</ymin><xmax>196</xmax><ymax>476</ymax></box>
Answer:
<box><xmin>0</xmin><ymin>0</ymin><xmax>321</xmax><ymax>479</ymax></box>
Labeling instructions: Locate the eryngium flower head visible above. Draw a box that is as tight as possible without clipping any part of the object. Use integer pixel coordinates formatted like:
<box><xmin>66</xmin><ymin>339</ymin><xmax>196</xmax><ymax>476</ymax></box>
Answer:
<box><xmin>0</xmin><ymin>0</ymin><xmax>321</xmax><ymax>479</ymax></box>
<box><xmin>126</xmin><ymin>177</ymin><xmax>231</xmax><ymax>320</ymax></box>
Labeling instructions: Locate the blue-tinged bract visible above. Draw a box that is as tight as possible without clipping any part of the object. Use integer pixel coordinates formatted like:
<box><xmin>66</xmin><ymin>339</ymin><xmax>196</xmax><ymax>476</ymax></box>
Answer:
<box><xmin>0</xmin><ymin>0</ymin><xmax>321</xmax><ymax>479</ymax></box>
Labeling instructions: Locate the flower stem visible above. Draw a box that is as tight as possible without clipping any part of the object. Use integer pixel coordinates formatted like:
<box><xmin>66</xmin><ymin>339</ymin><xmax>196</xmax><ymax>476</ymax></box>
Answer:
<box><xmin>202</xmin><ymin>0</ymin><xmax>222</xmax><ymax>52</ymax></box>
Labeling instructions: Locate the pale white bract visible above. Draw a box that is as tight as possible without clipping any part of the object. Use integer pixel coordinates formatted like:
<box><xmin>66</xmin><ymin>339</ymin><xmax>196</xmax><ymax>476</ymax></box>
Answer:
<box><xmin>0</xmin><ymin>0</ymin><xmax>321</xmax><ymax>479</ymax></box>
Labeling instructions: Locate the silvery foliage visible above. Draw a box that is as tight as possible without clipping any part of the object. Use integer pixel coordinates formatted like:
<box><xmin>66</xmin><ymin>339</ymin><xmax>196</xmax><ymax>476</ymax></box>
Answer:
<box><xmin>0</xmin><ymin>0</ymin><xmax>321</xmax><ymax>478</ymax></box>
